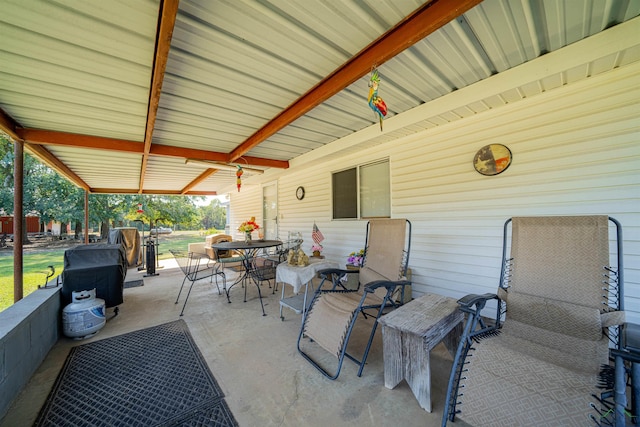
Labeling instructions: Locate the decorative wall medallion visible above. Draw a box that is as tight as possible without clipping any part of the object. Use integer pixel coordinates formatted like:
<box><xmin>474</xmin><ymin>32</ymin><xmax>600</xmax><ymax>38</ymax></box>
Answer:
<box><xmin>473</xmin><ymin>144</ymin><xmax>512</xmax><ymax>176</ymax></box>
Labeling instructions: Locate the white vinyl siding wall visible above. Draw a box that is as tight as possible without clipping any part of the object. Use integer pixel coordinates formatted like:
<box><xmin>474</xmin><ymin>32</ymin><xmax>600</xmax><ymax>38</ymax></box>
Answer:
<box><xmin>230</xmin><ymin>60</ymin><xmax>640</xmax><ymax>322</ymax></box>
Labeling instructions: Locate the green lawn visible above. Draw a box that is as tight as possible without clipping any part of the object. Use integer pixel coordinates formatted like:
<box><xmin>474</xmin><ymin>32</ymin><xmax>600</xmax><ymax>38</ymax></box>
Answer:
<box><xmin>0</xmin><ymin>249</ymin><xmax>66</xmax><ymax>312</ymax></box>
<box><xmin>0</xmin><ymin>231</ymin><xmax>204</xmax><ymax>312</ymax></box>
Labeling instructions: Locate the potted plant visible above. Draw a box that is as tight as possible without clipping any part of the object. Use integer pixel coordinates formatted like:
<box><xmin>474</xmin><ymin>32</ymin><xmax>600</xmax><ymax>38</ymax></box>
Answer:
<box><xmin>311</xmin><ymin>244</ymin><xmax>323</xmax><ymax>257</ymax></box>
<box><xmin>347</xmin><ymin>249</ymin><xmax>364</xmax><ymax>269</ymax></box>
<box><xmin>238</xmin><ymin>217</ymin><xmax>260</xmax><ymax>242</ymax></box>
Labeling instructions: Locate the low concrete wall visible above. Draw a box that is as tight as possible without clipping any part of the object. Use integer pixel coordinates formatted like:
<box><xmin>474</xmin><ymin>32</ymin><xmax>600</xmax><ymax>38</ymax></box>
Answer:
<box><xmin>0</xmin><ymin>286</ymin><xmax>61</xmax><ymax>420</ymax></box>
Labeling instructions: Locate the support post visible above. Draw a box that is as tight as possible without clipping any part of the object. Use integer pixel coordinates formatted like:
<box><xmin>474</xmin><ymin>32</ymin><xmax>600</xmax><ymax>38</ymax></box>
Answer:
<box><xmin>13</xmin><ymin>139</ymin><xmax>23</xmax><ymax>302</ymax></box>
<box><xmin>84</xmin><ymin>190</ymin><xmax>89</xmax><ymax>244</ymax></box>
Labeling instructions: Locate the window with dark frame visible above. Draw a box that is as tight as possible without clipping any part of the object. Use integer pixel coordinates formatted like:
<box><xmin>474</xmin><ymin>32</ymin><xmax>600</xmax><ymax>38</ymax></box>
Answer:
<box><xmin>332</xmin><ymin>167</ymin><xmax>357</xmax><ymax>219</ymax></box>
<box><xmin>332</xmin><ymin>159</ymin><xmax>390</xmax><ymax>220</ymax></box>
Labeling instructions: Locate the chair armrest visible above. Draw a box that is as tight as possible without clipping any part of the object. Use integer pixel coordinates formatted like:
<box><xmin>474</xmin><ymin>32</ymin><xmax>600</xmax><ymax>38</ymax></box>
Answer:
<box><xmin>457</xmin><ymin>293</ymin><xmax>499</xmax><ymax>309</ymax></box>
<box><xmin>457</xmin><ymin>293</ymin><xmax>502</xmax><ymax>333</ymax></box>
<box><xmin>363</xmin><ymin>279</ymin><xmax>411</xmax><ymax>293</ymax></box>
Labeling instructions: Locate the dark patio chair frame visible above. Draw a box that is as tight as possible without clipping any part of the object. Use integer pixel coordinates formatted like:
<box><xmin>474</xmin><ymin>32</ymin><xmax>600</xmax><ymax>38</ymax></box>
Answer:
<box><xmin>442</xmin><ymin>216</ymin><xmax>624</xmax><ymax>427</ymax></box>
<box><xmin>297</xmin><ymin>219</ymin><xmax>411</xmax><ymax>380</ymax></box>
<box><xmin>171</xmin><ymin>249</ymin><xmax>226</xmax><ymax>316</ymax></box>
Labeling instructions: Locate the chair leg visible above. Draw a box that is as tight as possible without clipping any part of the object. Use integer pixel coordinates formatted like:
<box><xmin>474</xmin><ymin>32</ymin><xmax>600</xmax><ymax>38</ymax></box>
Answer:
<box><xmin>175</xmin><ymin>275</ymin><xmax>188</xmax><ymax>304</ymax></box>
<box><xmin>179</xmin><ymin>279</ymin><xmax>196</xmax><ymax>317</ymax></box>
<box><xmin>355</xmin><ymin>295</ymin><xmax>391</xmax><ymax>377</ymax></box>
<box><xmin>632</xmin><ymin>361</ymin><xmax>640</xmax><ymax>426</ymax></box>
<box><xmin>255</xmin><ymin>281</ymin><xmax>266</xmax><ymax>316</ymax></box>
<box><xmin>614</xmin><ymin>352</ymin><xmax>628</xmax><ymax>426</ymax></box>
<box><xmin>209</xmin><ymin>272</ymin><xmax>219</xmax><ymax>295</ymax></box>
<box><xmin>212</xmin><ymin>270</ymin><xmax>225</xmax><ymax>295</ymax></box>
<box><xmin>218</xmin><ymin>272</ymin><xmax>226</xmax><ymax>296</ymax></box>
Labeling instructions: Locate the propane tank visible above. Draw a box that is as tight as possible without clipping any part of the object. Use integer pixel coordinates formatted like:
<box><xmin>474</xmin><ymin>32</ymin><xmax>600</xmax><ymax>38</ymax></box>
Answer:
<box><xmin>62</xmin><ymin>289</ymin><xmax>106</xmax><ymax>339</ymax></box>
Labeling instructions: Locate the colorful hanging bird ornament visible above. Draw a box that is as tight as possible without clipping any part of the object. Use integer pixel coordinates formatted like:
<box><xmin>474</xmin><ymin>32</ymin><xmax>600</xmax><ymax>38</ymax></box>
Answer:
<box><xmin>236</xmin><ymin>165</ymin><xmax>243</xmax><ymax>192</ymax></box>
<box><xmin>368</xmin><ymin>68</ymin><xmax>387</xmax><ymax>131</ymax></box>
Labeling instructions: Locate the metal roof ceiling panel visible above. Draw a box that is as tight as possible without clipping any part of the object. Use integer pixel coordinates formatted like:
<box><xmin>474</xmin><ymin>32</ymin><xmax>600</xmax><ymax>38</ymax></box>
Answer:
<box><xmin>2</xmin><ymin>0</ymin><xmax>159</xmax><ymax>64</ymax></box>
<box><xmin>153</xmin><ymin>115</ymin><xmax>251</xmax><ymax>143</ymax></box>
<box><xmin>184</xmin><ymin>0</ymin><xmax>352</xmax><ymax>75</ymax></box>
<box><xmin>47</xmin><ymin>146</ymin><xmax>143</xmax><ymax>190</ymax></box>
<box><xmin>164</xmin><ymin>48</ymin><xmax>300</xmax><ymax>107</ymax></box>
<box><xmin>0</xmin><ymin>0</ymin><xmax>637</xmax><ymax>196</ymax></box>
<box><xmin>0</xmin><ymin>0</ymin><xmax>157</xmax><ymax>141</ymax></box>
<box><xmin>171</xmin><ymin>13</ymin><xmax>320</xmax><ymax>93</ymax></box>
<box><xmin>160</xmin><ymin>75</ymin><xmax>282</xmax><ymax>120</ymax></box>
<box><xmin>143</xmin><ymin>156</ymin><xmax>205</xmax><ymax>192</ymax></box>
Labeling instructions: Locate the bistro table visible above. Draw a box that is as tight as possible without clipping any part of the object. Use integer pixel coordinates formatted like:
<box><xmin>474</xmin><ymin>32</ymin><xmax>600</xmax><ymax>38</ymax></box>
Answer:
<box><xmin>211</xmin><ymin>239</ymin><xmax>282</xmax><ymax>316</ymax></box>
<box><xmin>276</xmin><ymin>258</ymin><xmax>340</xmax><ymax>321</ymax></box>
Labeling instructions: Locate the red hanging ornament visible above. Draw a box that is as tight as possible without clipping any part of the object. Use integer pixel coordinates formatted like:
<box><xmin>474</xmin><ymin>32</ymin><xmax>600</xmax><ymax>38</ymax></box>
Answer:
<box><xmin>236</xmin><ymin>165</ymin><xmax>243</xmax><ymax>192</ymax></box>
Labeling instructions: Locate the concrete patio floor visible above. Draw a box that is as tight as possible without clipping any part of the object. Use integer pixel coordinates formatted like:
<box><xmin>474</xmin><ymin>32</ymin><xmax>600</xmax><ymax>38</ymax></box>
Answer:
<box><xmin>1</xmin><ymin>259</ymin><xmax>471</xmax><ymax>427</ymax></box>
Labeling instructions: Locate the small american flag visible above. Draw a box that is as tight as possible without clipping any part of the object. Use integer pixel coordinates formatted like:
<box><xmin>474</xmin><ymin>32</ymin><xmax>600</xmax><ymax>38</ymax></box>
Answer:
<box><xmin>312</xmin><ymin>222</ymin><xmax>324</xmax><ymax>244</ymax></box>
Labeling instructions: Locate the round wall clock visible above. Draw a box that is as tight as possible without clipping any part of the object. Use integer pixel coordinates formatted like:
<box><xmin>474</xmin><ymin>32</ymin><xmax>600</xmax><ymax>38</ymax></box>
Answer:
<box><xmin>473</xmin><ymin>144</ymin><xmax>512</xmax><ymax>176</ymax></box>
<box><xmin>296</xmin><ymin>186</ymin><xmax>305</xmax><ymax>200</ymax></box>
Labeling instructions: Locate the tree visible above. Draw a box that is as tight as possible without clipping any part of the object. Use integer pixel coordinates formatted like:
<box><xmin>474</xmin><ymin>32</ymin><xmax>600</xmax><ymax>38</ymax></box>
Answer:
<box><xmin>124</xmin><ymin>195</ymin><xmax>202</xmax><ymax>230</ymax></box>
<box><xmin>0</xmin><ymin>133</ymin><xmax>212</xmax><ymax>235</ymax></box>
<box><xmin>1</xmin><ymin>133</ymin><xmax>48</xmax><ymax>242</ymax></box>
<box><xmin>0</xmin><ymin>133</ymin><xmax>14</xmax><ymax>211</ymax></box>
<box><xmin>199</xmin><ymin>198</ymin><xmax>226</xmax><ymax>231</ymax></box>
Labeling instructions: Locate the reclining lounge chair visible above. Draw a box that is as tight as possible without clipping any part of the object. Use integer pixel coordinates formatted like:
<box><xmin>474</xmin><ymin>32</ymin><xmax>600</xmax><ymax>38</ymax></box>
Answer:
<box><xmin>297</xmin><ymin>218</ymin><xmax>411</xmax><ymax>380</ymax></box>
<box><xmin>442</xmin><ymin>215</ymin><xmax>624</xmax><ymax>427</ymax></box>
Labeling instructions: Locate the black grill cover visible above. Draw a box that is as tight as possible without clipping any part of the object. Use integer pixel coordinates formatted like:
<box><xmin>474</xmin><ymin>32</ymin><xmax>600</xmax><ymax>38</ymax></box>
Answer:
<box><xmin>61</xmin><ymin>244</ymin><xmax>126</xmax><ymax>308</ymax></box>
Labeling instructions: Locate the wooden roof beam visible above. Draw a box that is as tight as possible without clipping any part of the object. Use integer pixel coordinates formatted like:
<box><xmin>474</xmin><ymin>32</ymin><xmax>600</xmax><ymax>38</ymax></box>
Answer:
<box><xmin>19</xmin><ymin>128</ymin><xmax>289</xmax><ymax>168</ymax></box>
<box><xmin>0</xmin><ymin>108</ymin><xmax>21</xmax><ymax>141</ymax></box>
<box><xmin>139</xmin><ymin>0</ymin><xmax>180</xmax><ymax>193</ymax></box>
<box><xmin>180</xmin><ymin>169</ymin><xmax>217</xmax><ymax>195</ymax></box>
<box><xmin>229</xmin><ymin>0</ymin><xmax>482</xmax><ymax>162</ymax></box>
<box><xmin>19</xmin><ymin>129</ymin><xmax>144</xmax><ymax>153</ymax></box>
<box><xmin>91</xmin><ymin>188</ymin><xmax>218</xmax><ymax>196</ymax></box>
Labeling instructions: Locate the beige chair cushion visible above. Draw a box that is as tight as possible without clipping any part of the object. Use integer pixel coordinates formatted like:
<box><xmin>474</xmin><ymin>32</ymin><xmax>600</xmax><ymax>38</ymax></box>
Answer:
<box><xmin>187</xmin><ymin>242</ymin><xmax>206</xmax><ymax>255</ymax></box>
<box><xmin>459</xmin><ymin>333</ymin><xmax>604</xmax><ymax>427</ymax></box>
<box><xmin>457</xmin><ymin>216</ymin><xmax>616</xmax><ymax>427</ymax></box>
<box><xmin>506</xmin><ymin>292</ymin><xmax>603</xmax><ymax>342</ymax></box>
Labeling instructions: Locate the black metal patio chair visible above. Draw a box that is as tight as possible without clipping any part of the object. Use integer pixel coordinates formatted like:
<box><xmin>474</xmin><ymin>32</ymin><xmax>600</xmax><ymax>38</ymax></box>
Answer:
<box><xmin>171</xmin><ymin>250</ymin><xmax>226</xmax><ymax>316</ymax></box>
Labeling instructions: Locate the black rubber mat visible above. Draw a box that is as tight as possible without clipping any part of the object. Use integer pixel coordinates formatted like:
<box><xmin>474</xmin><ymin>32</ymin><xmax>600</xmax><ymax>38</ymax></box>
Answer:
<box><xmin>124</xmin><ymin>279</ymin><xmax>144</xmax><ymax>288</ymax></box>
<box><xmin>34</xmin><ymin>320</ymin><xmax>238</xmax><ymax>427</ymax></box>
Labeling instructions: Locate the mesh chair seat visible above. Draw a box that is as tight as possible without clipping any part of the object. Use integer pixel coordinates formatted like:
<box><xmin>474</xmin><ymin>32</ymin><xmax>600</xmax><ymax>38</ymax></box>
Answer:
<box><xmin>442</xmin><ymin>216</ymin><xmax>625</xmax><ymax>427</ymax></box>
<box><xmin>298</xmin><ymin>219</ymin><xmax>412</xmax><ymax>379</ymax></box>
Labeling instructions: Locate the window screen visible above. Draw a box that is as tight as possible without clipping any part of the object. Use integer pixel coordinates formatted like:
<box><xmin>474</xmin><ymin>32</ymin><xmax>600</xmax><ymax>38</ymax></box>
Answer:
<box><xmin>332</xmin><ymin>168</ymin><xmax>357</xmax><ymax>219</ymax></box>
<box><xmin>360</xmin><ymin>160</ymin><xmax>390</xmax><ymax>218</ymax></box>
<box><xmin>331</xmin><ymin>159</ymin><xmax>390</xmax><ymax>219</ymax></box>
